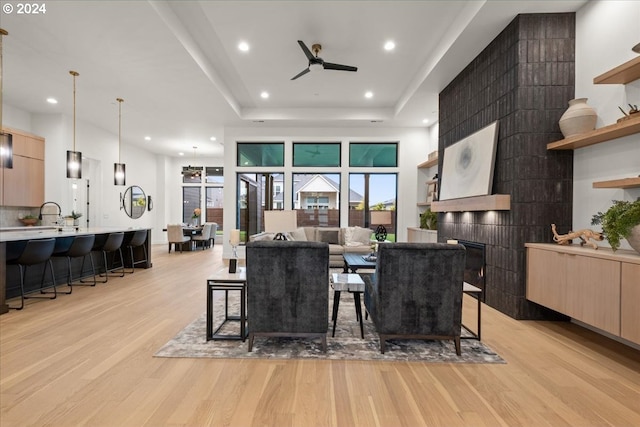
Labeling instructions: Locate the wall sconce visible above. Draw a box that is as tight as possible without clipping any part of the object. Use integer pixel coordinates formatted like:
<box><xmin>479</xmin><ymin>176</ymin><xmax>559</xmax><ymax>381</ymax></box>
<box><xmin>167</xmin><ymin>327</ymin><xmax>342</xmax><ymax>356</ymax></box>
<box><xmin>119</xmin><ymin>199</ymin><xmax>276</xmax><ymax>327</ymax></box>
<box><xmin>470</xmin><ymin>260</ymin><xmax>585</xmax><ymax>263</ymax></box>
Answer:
<box><xmin>66</xmin><ymin>70</ymin><xmax>82</xmax><ymax>179</ymax></box>
<box><xmin>114</xmin><ymin>98</ymin><xmax>126</xmax><ymax>185</ymax></box>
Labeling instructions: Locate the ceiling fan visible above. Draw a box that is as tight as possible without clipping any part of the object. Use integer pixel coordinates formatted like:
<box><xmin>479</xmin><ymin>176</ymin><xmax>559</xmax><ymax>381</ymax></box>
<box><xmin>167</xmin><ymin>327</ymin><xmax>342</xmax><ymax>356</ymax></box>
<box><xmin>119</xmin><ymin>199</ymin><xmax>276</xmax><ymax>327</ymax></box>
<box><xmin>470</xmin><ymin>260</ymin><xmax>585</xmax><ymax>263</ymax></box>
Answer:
<box><xmin>291</xmin><ymin>40</ymin><xmax>358</xmax><ymax>80</ymax></box>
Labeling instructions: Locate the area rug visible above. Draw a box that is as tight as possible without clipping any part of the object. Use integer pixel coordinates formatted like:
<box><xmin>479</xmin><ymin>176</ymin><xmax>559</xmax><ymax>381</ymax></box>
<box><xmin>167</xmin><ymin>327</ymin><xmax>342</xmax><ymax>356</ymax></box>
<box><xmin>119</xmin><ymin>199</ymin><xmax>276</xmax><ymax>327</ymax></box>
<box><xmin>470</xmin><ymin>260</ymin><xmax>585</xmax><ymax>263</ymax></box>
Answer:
<box><xmin>155</xmin><ymin>292</ymin><xmax>505</xmax><ymax>364</ymax></box>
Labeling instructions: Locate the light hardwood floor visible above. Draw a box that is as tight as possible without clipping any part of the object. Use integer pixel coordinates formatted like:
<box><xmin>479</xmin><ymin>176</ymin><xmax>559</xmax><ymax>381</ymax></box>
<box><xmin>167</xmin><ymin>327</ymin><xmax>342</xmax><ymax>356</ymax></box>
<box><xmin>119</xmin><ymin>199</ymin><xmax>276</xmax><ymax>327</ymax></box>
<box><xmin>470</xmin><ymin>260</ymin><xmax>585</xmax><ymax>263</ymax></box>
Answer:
<box><xmin>1</xmin><ymin>243</ymin><xmax>639</xmax><ymax>427</ymax></box>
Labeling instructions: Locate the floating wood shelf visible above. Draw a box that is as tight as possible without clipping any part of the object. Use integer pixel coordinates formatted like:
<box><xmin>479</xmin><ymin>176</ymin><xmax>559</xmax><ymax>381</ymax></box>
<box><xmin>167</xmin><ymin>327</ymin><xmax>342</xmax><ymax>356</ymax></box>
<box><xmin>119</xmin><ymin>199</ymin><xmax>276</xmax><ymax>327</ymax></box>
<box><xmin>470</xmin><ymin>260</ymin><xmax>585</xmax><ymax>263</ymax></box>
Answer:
<box><xmin>547</xmin><ymin>116</ymin><xmax>640</xmax><ymax>150</ymax></box>
<box><xmin>417</xmin><ymin>157</ymin><xmax>438</xmax><ymax>168</ymax></box>
<box><xmin>431</xmin><ymin>194</ymin><xmax>511</xmax><ymax>212</ymax></box>
<box><xmin>592</xmin><ymin>177</ymin><xmax>640</xmax><ymax>189</ymax></box>
<box><xmin>593</xmin><ymin>56</ymin><xmax>640</xmax><ymax>84</ymax></box>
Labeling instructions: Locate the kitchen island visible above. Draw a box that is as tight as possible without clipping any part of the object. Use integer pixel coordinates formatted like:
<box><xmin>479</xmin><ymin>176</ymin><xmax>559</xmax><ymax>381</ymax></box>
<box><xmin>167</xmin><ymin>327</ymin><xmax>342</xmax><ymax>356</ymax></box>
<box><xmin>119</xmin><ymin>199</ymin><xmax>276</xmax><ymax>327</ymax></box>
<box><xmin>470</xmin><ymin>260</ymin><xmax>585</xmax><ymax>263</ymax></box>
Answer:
<box><xmin>1</xmin><ymin>227</ymin><xmax>152</xmax><ymax>314</ymax></box>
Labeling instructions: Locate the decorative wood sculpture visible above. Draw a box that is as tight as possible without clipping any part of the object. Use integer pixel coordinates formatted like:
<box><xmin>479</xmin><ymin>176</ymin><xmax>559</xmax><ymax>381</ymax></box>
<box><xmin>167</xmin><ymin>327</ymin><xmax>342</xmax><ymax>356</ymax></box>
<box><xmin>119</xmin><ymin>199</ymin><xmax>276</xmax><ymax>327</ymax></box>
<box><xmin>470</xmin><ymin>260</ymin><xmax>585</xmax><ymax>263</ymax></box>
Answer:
<box><xmin>551</xmin><ymin>224</ymin><xmax>604</xmax><ymax>250</ymax></box>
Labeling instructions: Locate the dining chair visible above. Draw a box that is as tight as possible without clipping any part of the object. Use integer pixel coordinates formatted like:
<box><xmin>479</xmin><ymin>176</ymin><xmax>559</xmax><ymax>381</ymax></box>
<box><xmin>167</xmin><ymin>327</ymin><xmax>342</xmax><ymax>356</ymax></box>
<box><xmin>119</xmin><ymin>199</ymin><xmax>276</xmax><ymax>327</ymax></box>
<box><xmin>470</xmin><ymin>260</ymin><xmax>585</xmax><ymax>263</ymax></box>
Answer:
<box><xmin>192</xmin><ymin>223</ymin><xmax>213</xmax><ymax>250</ymax></box>
<box><xmin>167</xmin><ymin>224</ymin><xmax>191</xmax><ymax>253</ymax></box>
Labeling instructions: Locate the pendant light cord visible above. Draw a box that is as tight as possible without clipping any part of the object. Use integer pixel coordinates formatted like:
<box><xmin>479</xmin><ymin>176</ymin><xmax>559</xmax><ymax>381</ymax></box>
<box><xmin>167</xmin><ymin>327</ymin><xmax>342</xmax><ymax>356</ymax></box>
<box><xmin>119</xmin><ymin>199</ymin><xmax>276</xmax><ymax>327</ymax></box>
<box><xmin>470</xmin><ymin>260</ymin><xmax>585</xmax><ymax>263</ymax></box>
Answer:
<box><xmin>117</xmin><ymin>98</ymin><xmax>124</xmax><ymax>163</ymax></box>
<box><xmin>70</xmin><ymin>70</ymin><xmax>79</xmax><ymax>152</ymax></box>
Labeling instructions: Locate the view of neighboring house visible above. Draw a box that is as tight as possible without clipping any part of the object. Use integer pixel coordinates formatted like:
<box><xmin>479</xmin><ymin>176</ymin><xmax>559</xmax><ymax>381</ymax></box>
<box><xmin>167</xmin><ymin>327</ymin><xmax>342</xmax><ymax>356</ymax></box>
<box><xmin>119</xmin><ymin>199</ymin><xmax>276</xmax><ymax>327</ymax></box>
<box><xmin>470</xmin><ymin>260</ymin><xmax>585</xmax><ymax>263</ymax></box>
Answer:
<box><xmin>273</xmin><ymin>174</ymin><xmax>364</xmax><ymax>210</ymax></box>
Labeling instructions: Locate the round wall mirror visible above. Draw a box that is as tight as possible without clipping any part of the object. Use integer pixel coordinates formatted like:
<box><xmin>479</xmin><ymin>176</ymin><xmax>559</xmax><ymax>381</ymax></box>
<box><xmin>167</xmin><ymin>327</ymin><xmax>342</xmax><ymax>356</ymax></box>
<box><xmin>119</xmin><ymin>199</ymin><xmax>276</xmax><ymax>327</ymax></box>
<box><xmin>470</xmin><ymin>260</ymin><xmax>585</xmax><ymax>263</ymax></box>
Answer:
<box><xmin>122</xmin><ymin>185</ymin><xmax>146</xmax><ymax>219</ymax></box>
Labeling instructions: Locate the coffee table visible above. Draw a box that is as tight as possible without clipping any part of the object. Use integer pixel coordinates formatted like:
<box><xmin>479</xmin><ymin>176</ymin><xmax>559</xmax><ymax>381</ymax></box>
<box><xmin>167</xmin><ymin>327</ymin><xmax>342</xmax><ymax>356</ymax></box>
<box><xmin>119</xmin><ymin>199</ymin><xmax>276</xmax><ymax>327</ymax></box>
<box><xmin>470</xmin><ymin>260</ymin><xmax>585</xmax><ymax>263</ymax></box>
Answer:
<box><xmin>342</xmin><ymin>253</ymin><xmax>377</xmax><ymax>273</ymax></box>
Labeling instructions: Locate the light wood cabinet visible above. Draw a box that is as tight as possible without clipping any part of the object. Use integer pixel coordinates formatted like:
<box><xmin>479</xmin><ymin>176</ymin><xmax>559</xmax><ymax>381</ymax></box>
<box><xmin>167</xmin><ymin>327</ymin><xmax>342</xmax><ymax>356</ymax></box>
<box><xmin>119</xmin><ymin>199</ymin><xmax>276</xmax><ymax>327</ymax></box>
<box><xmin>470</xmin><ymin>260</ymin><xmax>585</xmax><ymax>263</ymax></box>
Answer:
<box><xmin>526</xmin><ymin>243</ymin><xmax>640</xmax><ymax>345</ymax></box>
<box><xmin>621</xmin><ymin>263</ymin><xmax>640</xmax><ymax>344</ymax></box>
<box><xmin>1</xmin><ymin>127</ymin><xmax>45</xmax><ymax>207</ymax></box>
<box><xmin>407</xmin><ymin>227</ymin><xmax>437</xmax><ymax>243</ymax></box>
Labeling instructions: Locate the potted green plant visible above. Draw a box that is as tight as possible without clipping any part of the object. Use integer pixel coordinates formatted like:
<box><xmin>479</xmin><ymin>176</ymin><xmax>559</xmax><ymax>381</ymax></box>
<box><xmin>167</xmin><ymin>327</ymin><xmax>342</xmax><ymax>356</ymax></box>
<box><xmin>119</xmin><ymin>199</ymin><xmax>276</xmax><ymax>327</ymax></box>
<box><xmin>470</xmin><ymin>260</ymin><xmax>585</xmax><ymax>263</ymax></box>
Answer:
<box><xmin>19</xmin><ymin>214</ymin><xmax>39</xmax><ymax>226</ymax></box>
<box><xmin>64</xmin><ymin>211</ymin><xmax>83</xmax><ymax>226</ymax></box>
<box><xmin>591</xmin><ymin>199</ymin><xmax>640</xmax><ymax>253</ymax></box>
<box><xmin>420</xmin><ymin>208</ymin><xmax>438</xmax><ymax>230</ymax></box>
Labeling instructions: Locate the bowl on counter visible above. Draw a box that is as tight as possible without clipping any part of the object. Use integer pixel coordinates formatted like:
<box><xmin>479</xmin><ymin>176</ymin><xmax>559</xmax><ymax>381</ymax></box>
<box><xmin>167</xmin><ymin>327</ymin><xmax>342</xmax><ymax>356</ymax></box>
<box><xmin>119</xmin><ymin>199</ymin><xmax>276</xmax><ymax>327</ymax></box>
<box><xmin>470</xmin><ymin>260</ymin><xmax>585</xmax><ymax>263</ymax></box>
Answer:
<box><xmin>19</xmin><ymin>218</ymin><xmax>39</xmax><ymax>226</ymax></box>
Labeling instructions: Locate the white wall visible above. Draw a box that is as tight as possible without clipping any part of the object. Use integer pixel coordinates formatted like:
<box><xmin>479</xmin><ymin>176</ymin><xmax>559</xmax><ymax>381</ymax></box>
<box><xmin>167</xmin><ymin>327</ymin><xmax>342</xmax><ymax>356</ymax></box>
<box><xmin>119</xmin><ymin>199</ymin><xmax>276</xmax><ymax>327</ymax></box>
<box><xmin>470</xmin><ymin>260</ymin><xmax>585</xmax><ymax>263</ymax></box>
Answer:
<box><xmin>3</xmin><ymin>105</ymin><xmax>166</xmax><ymax>243</ymax></box>
<box><xmin>574</xmin><ymin>0</ymin><xmax>640</xmax><ymax>250</ymax></box>
<box><xmin>220</xmin><ymin>126</ymin><xmax>434</xmax><ymax>259</ymax></box>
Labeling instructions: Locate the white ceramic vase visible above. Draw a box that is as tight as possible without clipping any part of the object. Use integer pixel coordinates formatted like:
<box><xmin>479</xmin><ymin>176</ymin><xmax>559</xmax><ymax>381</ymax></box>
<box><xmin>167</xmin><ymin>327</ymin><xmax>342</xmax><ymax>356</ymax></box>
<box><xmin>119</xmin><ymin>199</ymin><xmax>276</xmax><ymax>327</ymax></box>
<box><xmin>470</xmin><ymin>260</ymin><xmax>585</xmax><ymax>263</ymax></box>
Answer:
<box><xmin>626</xmin><ymin>224</ymin><xmax>640</xmax><ymax>255</ymax></box>
<box><xmin>558</xmin><ymin>98</ymin><xmax>597</xmax><ymax>138</ymax></box>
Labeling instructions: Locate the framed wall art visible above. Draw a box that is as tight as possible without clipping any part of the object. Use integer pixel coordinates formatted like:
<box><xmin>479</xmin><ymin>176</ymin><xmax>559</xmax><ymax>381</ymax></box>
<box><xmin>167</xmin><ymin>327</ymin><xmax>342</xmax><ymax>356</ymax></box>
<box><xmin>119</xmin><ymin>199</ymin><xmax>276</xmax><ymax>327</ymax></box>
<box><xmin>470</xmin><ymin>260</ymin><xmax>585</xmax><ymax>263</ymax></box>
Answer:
<box><xmin>438</xmin><ymin>121</ymin><xmax>499</xmax><ymax>201</ymax></box>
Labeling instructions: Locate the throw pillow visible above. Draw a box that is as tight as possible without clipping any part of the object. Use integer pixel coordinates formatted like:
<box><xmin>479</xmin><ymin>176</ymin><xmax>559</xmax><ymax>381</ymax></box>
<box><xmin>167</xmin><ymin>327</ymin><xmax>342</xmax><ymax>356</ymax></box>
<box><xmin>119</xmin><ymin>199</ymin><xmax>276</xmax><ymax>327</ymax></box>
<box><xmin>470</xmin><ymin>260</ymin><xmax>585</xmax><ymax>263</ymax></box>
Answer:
<box><xmin>344</xmin><ymin>227</ymin><xmax>363</xmax><ymax>247</ymax></box>
<box><xmin>251</xmin><ymin>232</ymin><xmax>275</xmax><ymax>241</ymax></box>
<box><xmin>287</xmin><ymin>228</ymin><xmax>307</xmax><ymax>241</ymax></box>
<box><xmin>352</xmin><ymin>226</ymin><xmax>373</xmax><ymax>245</ymax></box>
<box><xmin>316</xmin><ymin>228</ymin><xmax>340</xmax><ymax>244</ymax></box>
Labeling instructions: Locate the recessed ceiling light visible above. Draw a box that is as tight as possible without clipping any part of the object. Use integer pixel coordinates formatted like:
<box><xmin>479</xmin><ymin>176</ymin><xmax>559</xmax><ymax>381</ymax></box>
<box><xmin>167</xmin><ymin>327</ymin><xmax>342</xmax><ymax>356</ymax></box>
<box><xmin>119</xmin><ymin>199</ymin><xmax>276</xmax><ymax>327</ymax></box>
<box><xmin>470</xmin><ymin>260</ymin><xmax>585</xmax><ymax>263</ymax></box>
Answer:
<box><xmin>210</xmin><ymin>136</ymin><xmax>216</xmax><ymax>141</ymax></box>
<box><xmin>144</xmin><ymin>136</ymin><xmax>151</xmax><ymax>141</ymax></box>
<box><xmin>260</xmin><ymin>91</ymin><xmax>269</xmax><ymax>99</ymax></box>
<box><xmin>364</xmin><ymin>91</ymin><xmax>373</xmax><ymax>99</ymax></box>
<box><xmin>178</xmin><ymin>152</ymin><xmax>184</xmax><ymax>156</ymax></box>
<box><xmin>422</xmin><ymin>119</ymin><xmax>429</xmax><ymax>124</ymax></box>
<box><xmin>238</xmin><ymin>41</ymin><xmax>249</xmax><ymax>52</ymax></box>
<box><xmin>46</xmin><ymin>97</ymin><xmax>58</xmax><ymax>104</ymax></box>
<box><xmin>384</xmin><ymin>41</ymin><xmax>395</xmax><ymax>51</ymax></box>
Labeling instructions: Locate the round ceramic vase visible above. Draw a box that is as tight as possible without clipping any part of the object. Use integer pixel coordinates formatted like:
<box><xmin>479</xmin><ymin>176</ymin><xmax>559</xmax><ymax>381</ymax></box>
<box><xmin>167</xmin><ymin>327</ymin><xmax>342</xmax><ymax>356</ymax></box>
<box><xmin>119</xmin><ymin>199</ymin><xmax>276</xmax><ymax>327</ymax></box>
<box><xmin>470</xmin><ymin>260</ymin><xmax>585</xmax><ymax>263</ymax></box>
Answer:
<box><xmin>558</xmin><ymin>98</ymin><xmax>597</xmax><ymax>138</ymax></box>
<box><xmin>626</xmin><ymin>224</ymin><xmax>640</xmax><ymax>255</ymax></box>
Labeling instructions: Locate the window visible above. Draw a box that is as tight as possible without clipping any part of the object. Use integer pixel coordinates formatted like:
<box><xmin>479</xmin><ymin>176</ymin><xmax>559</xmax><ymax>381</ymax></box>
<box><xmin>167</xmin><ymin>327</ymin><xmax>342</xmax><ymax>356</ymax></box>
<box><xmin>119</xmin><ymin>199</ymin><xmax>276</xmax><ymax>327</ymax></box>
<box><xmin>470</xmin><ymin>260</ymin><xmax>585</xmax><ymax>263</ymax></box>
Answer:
<box><xmin>237</xmin><ymin>143</ymin><xmax>284</xmax><ymax>167</ymax></box>
<box><xmin>237</xmin><ymin>173</ymin><xmax>284</xmax><ymax>242</ymax></box>
<box><xmin>292</xmin><ymin>173</ymin><xmax>340</xmax><ymax>227</ymax></box>
<box><xmin>349</xmin><ymin>143</ymin><xmax>398</xmax><ymax>167</ymax></box>
<box><xmin>292</xmin><ymin>142</ymin><xmax>341</xmax><ymax>167</ymax></box>
<box><xmin>205</xmin><ymin>187</ymin><xmax>224</xmax><ymax>230</ymax></box>
<box><xmin>182</xmin><ymin>187</ymin><xmax>201</xmax><ymax>224</ymax></box>
<box><xmin>348</xmin><ymin>173</ymin><xmax>397</xmax><ymax>241</ymax></box>
<box><xmin>205</xmin><ymin>166</ymin><xmax>224</xmax><ymax>184</ymax></box>
<box><xmin>305</xmin><ymin>196</ymin><xmax>329</xmax><ymax>209</ymax></box>
<box><xmin>182</xmin><ymin>166</ymin><xmax>203</xmax><ymax>183</ymax></box>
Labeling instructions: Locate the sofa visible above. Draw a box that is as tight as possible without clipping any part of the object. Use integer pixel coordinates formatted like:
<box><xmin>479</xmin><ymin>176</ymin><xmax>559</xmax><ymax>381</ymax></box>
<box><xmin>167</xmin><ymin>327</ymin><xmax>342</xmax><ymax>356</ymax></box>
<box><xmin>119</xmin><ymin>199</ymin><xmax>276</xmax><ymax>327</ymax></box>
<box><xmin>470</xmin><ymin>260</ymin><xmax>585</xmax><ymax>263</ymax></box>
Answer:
<box><xmin>250</xmin><ymin>226</ymin><xmax>373</xmax><ymax>268</ymax></box>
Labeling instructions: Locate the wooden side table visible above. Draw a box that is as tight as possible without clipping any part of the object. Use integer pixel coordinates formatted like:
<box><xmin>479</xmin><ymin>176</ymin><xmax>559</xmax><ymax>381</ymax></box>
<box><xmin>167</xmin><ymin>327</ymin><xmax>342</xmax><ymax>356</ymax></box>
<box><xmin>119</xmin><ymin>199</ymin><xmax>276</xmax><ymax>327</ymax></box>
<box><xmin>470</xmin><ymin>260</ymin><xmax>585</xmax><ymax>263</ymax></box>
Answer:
<box><xmin>462</xmin><ymin>281</ymin><xmax>482</xmax><ymax>340</ymax></box>
<box><xmin>206</xmin><ymin>267</ymin><xmax>247</xmax><ymax>341</ymax></box>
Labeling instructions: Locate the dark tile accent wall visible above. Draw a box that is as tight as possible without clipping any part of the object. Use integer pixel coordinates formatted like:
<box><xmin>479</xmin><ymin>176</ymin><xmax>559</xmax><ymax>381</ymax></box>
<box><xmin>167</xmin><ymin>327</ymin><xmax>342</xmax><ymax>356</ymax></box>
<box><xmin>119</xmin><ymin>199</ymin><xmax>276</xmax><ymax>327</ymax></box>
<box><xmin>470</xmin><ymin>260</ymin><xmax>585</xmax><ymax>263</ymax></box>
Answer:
<box><xmin>438</xmin><ymin>14</ymin><xmax>575</xmax><ymax>319</ymax></box>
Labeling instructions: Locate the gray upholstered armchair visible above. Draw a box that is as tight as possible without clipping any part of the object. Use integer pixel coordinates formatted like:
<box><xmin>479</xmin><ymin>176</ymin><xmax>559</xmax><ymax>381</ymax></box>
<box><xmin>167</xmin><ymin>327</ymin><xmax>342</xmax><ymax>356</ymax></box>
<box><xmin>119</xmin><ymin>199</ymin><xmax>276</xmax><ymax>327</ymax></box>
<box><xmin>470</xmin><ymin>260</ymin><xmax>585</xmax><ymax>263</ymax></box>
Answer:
<box><xmin>363</xmin><ymin>242</ymin><xmax>466</xmax><ymax>355</ymax></box>
<box><xmin>245</xmin><ymin>240</ymin><xmax>329</xmax><ymax>352</ymax></box>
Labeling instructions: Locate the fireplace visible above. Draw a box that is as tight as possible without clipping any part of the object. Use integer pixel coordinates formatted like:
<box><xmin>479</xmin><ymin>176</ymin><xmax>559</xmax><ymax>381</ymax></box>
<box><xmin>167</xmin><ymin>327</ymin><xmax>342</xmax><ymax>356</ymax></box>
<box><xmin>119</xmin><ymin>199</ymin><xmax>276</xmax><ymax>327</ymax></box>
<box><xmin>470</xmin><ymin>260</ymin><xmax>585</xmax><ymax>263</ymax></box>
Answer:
<box><xmin>457</xmin><ymin>240</ymin><xmax>485</xmax><ymax>301</ymax></box>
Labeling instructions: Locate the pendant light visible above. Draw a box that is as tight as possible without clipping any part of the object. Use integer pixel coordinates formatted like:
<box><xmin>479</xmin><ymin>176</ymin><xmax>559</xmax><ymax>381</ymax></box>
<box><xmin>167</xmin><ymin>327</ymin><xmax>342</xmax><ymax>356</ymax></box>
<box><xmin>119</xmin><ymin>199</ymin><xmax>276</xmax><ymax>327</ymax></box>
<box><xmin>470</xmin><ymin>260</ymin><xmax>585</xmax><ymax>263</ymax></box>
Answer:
<box><xmin>114</xmin><ymin>97</ymin><xmax>126</xmax><ymax>185</ymax></box>
<box><xmin>182</xmin><ymin>146</ymin><xmax>201</xmax><ymax>179</ymax></box>
<box><xmin>0</xmin><ymin>29</ymin><xmax>12</xmax><ymax>169</ymax></box>
<box><xmin>66</xmin><ymin>70</ymin><xmax>82</xmax><ymax>179</ymax></box>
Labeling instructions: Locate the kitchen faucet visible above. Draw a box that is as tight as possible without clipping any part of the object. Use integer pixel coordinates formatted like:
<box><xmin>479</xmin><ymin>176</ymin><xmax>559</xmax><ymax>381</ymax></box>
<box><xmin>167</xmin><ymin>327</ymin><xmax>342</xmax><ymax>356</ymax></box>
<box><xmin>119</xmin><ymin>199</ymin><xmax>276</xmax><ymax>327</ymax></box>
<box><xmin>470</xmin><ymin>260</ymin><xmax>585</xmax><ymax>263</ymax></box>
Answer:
<box><xmin>38</xmin><ymin>201</ymin><xmax>62</xmax><ymax>220</ymax></box>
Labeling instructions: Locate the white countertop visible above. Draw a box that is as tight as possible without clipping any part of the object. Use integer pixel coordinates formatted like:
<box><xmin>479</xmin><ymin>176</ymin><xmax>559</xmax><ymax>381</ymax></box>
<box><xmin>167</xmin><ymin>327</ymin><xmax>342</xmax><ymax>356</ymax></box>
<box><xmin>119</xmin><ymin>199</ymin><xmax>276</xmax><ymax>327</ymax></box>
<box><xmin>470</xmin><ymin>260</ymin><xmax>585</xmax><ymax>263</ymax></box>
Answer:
<box><xmin>0</xmin><ymin>226</ymin><xmax>150</xmax><ymax>242</ymax></box>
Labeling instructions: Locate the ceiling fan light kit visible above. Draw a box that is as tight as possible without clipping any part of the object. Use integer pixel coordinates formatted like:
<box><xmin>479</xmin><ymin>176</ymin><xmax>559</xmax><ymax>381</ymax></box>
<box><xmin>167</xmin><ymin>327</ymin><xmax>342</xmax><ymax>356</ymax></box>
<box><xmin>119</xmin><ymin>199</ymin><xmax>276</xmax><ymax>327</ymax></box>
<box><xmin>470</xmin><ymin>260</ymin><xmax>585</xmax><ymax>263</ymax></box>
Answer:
<box><xmin>291</xmin><ymin>40</ymin><xmax>358</xmax><ymax>80</ymax></box>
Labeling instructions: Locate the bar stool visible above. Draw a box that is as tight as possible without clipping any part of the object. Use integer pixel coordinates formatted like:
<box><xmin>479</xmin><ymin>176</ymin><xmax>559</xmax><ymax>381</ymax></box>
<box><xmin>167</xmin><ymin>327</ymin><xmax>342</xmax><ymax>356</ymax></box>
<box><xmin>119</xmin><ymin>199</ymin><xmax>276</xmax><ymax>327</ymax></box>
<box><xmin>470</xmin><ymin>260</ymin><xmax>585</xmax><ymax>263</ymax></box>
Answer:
<box><xmin>124</xmin><ymin>230</ymin><xmax>148</xmax><ymax>274</ymax></box>
<box><xmin>7</xmin><ymin>238</ymin><xmax>57</xmax><ymax>310</ymax></box>
<box><xmin>95</xmin><ymin>232</ymin><xmax>125</xmax><ymax>283</ymax></box>
<box><xmin>53</xmin><ymin>234</ymin><xmax>97</xmax><ymax>293</ymax></box>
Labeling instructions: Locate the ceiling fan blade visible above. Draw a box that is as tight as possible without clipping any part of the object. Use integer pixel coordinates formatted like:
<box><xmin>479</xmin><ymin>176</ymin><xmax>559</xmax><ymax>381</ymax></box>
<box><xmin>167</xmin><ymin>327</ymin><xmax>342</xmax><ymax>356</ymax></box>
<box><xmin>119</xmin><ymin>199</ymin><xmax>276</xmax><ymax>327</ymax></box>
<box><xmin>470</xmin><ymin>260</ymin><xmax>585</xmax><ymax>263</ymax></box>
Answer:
<box><xmin>297</xmin><ymin>40</ymin><xmax>315</xmax><ymax>61</ymax></box>
<box><xmin>323</xmin><ymin>62</ymin><xmax>357</xmax><ymax>72</ymax></box>
<box><xmin>291</xmin><ymin>68</ymin><xmax>310</xmax><ymax>80</ymax></box>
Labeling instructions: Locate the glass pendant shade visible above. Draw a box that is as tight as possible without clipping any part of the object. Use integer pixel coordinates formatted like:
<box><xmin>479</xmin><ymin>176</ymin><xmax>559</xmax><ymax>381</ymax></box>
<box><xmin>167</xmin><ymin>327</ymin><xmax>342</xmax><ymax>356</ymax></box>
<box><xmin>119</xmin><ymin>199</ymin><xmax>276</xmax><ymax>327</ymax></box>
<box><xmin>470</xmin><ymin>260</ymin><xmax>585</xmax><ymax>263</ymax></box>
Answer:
<box><xmin>114</xmin><ymin>162</ymin><xmax>126</xmax><ymax>185</ymax></box>
<box><xmin>67</xmin><ymin>70</ymin><xmax>81</xmax><ymax>179</ymax></box>
<box><xmin>66</xmin><ymin>150</ymin><xmax>82</xmax><ymax>179</ymax></box>
<box><xmin>0</xmin><ymin>133</ymin><xmax>13</xmax><ymax>168</ymax></box>
<box><xmin>114</xmin><ymin>98</ymin><xmax>126</xmax><ymax>186</ymax></box>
